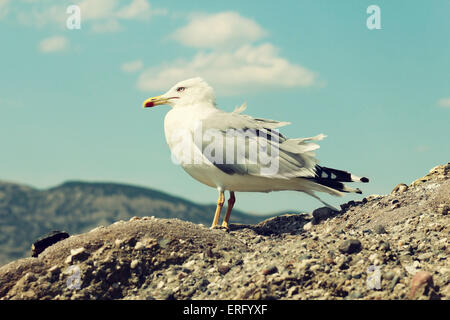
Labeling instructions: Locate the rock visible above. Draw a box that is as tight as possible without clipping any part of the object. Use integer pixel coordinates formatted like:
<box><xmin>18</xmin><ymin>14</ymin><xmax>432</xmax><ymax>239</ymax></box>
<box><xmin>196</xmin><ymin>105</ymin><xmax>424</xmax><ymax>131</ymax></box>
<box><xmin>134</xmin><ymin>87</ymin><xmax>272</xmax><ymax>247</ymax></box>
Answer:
<box><xmin>134</xmin><ymin>241</ymin><xmax>145</xmax><ymax>250</ymax></box>
<box><xmin>366</xmin><ymin>194</ymin><xmax>382</xmax><ymax>201</ymax></box>
<box><xmin>378</xmin><ymin>240</ymin><xmax>390</xmax><ymax>252</ymax></box>
<box><xmin>384</xmin><ymin>271</ymin><xmax>395</xmax><ymax>281</ymax></box>
<box><xmin>391</xmin><ymin>184</ymin><xmax>408</xmax><ymax>194</ymax></box>
<box><xmin>130</xmin><ymin>260</ymin><xmax>139</xmax><ymax>269</ymax></box>
<box><xmin>408</xmin><ymin>271</ymin><xmax>438</xmax><ymax>299</ymax></box>
<box><xmin>417</xmin><ymin>252</ymin><xmax>433</xmax><ymax>261</ymax></box>
<box><xmin>65</xmin><ymin>247</ymin><xmax>88</xmax><ymax>264</ymax></box>
<box><xmin>115</xmin><ymin>239</ymin><xmax>124</xmax><ymax>247</ymax></box>
<box><xmin>312</xmin><ymin>207</ymin><xmax>339</xmax><ymax>224</ymax></box>
<box><xmin>217</xmin><ymin>264</ymin><xmax>231</xmax><ymax>275</ymax></box>
<box><xmin>404</xmin><ymin>261</ymin><xmax>421</xmax><ymax>275</ymax></box>
<box><xmin>262</xmin><ymin>265</ymin><xmax>278</xmax><ymax>275</ymax></box>
<box><xmin>368</xmin><ymin>253</ymin><xmax>379</xmax><ymax>263</ymax></box>
<box><xmin>338</xmin><ymin>239</ymin><xmax>362</xmax><ymax>254</ymax></box>
<box><xmin>340</xmin><ymin>200</ymin><xmax>357</xmax><ymax>212</ymax></box>
<box><xmin>348</xmin><ymin>291</ymin><xmax>362</xmax><ymax>299</ymax></box>
<box><xmin>437</xmin><ymin>204</ymin><xmax>449</xmax><ymax>215</ymax></box>
<box><xmin>411</xmin><ymin>162</ymin><xmax>449</xmax><ymax>186</ymax></box>
<box><xmin>391</xmin><ymin>202</ymin><xmax>401</xmax><ymax>210</ymax></box>
<box><xmin>303</xmin><ymin>222</ymin><xmax>313</xmax><ymax>231</ymax></box>
<box><xmin>157</xmin><ymin>238</ymin><xmax>171</xmax><ymax>248</ymax></box>
<box><xmin>389</xmin><ymin>276</ymin><xmax>400</xmax><ymax>292</ymax></box>
<box><xmin>31</xmin><ymin>231</ymin><xmax>70</xmax><ymax>257</ymax></box>
<box><xmin>70</xmin><ymin>247</ymin><xmax>85</xmax><ymax>257</ymax></box>
<box><xmin>373</xmin><ymin>225</ymin><xmax>387</xmax><ymax>234</ymax></box>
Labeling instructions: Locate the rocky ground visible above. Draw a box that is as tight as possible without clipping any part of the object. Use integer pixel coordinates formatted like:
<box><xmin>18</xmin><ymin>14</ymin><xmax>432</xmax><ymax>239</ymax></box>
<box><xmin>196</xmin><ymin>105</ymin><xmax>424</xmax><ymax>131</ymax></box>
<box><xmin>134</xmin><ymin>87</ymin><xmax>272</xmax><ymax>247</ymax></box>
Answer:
<box><xmin>0</xmin><ymin>163</ymin><xmax>448</xmax><ymax>300</ymax></box>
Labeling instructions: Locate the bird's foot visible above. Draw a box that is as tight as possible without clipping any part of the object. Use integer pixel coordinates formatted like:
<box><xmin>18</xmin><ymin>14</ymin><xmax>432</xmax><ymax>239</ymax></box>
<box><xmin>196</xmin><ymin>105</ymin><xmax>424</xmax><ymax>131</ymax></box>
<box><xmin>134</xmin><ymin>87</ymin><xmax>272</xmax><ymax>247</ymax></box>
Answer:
<box><xmin>210</xmin><ymin>224</ymin><xmax>229</xmax><ymax>232</ymax></box>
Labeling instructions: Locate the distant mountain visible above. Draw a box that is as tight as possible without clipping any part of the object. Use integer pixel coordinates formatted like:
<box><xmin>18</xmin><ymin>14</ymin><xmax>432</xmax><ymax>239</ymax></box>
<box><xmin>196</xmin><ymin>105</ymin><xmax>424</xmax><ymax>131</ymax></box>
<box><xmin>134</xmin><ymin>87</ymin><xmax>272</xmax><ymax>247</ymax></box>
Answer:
<box><xmin>0</xmin><ymin>180</ymin><xmax>270</xmax><ymax>266</ymax></box>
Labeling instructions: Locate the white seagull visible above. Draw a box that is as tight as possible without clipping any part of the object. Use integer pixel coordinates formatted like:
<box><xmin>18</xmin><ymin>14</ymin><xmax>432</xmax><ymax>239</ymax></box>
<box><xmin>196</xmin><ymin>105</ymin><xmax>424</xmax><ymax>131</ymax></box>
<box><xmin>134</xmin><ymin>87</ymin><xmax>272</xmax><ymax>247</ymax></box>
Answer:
<box><xmin>143</xmin><ymin>78</ymin><xmax>369</xmax><ymax>229</ymax></box>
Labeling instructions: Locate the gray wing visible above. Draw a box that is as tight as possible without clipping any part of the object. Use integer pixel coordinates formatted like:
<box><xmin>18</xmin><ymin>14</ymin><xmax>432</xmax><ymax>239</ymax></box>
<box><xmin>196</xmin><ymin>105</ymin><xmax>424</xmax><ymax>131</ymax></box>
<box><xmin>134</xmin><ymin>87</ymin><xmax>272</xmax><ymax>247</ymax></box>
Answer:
<box><xmin>194</xmin><ymin>108</ymin><xmax>326</xmax><ymax>179</ymax></box>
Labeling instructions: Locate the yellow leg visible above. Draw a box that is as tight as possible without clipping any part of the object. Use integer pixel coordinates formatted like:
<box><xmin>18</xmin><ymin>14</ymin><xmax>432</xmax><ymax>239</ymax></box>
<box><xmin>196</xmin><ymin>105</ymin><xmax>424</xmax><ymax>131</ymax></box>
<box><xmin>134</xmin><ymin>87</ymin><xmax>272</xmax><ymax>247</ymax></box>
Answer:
<box><xmin>221</xmin><ymin>191</ymin><xmax>235</xmax><ymax>229</ymax></box>
<box><xmin>211</xmin><ymin>190</ymin><xmax>225</xmax><ymax>228</ymax></box>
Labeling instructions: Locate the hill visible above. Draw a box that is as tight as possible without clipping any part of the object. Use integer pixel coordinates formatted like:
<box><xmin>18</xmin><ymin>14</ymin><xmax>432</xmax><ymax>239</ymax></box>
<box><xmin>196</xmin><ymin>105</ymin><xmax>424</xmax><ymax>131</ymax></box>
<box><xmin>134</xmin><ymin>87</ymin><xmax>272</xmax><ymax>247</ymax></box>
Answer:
<box><xmin>0</xmin><ymin>180</ymin><xmax>266</xmax><ymax>265</ymax></box>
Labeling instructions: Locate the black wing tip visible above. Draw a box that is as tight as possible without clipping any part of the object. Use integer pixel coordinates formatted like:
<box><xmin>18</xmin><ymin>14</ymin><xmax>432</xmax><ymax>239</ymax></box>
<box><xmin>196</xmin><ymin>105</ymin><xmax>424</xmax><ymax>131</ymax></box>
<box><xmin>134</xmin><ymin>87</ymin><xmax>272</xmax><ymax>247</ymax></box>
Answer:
<box><xmin>360</xmin><ymin>177</ymin><xmax>369</xmax><ymax>183</ymax></box>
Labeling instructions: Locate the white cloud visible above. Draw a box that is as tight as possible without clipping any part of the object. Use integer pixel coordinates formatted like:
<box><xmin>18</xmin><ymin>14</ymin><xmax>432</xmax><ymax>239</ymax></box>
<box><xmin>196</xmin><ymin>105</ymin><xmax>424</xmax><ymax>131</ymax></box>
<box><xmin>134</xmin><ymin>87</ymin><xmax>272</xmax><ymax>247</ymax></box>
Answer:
<box><xmin>121</xmin><ymin>59</ymin><xmax>143</xmax><ymax>73</ymax></box>
<box><xmin>13</xmin><ymin>0</ymin><xmax>166</xmax><ymax>32</ymax></box>
<box><xmin>80</xmin><ymin>0</ymin><xmax>167</xmax><ymax>32</ymax></box>
<box><xmin>137</xmin><ymin>43</ymin><xmax>317</xmax><ymax>94</ymax></box>
<box><xmin>437</xmin><ymin>98</ymin><xmax>450</xmax><ymax>108</ymax></box>
<box><xmin>138</xmin><ymin>11</ymin><xmax>318</xmax><ymax>94</ymax></box>
<box><xmin>16</xmin><ymin>3</ymin><xmax>66</xmax><ymax>28</ymax></box>
<box><xmin>416</xmin><ymin>145</ymin><xmax>429</xmax><ymax>153</ymax></box>
<box><xmin>117</xmin><ymin>0</ymin><xmax>167</xmax><ymax>21</ymax></box>
<box><xmin>172</xmin><ymin>11</ymin><xmax>267</xmax><ymax>49</ymax></box>
<box><xmin>77</xmin><ymin>0</ymin><xmax>118</xmax><ymax>21</ymax></box>
<box><xmin>38</xmin><ymin>35</ymin><xmax>68</xmax><ymax>53</ymax></box>
<box><xmin>0</xmin><ymin>0</ymin><xmax>10</xmax><ymax>20</ymax></box>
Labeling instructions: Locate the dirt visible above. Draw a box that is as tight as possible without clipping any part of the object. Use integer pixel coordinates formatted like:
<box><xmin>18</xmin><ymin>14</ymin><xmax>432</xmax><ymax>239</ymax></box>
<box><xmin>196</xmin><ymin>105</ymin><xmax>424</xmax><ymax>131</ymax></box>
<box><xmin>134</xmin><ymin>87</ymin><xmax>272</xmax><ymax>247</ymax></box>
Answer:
<box><xmin>0</xmin><ymin>163</ymin><xmax>448</xmax><ymax>300</ymax></box>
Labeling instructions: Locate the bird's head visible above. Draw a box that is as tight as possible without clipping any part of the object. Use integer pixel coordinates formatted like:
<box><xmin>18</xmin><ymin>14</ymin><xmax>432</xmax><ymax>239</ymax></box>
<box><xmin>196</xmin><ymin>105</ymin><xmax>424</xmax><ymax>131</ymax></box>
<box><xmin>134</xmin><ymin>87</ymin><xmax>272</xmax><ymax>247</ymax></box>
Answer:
<box><xmin>142</xmin><ymin>77</ymin><xmax>216</xmax><ymax>109</ymax></box>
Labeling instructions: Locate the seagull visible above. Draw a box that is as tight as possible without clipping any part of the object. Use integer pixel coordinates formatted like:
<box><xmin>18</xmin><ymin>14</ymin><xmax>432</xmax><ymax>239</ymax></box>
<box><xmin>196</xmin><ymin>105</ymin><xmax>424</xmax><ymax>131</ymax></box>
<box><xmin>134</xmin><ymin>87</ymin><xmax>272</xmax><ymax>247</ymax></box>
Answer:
<box><xmin>143</xmin><ymin>77</ymin><xmax>369</xmax><ymax>229</ymax></box>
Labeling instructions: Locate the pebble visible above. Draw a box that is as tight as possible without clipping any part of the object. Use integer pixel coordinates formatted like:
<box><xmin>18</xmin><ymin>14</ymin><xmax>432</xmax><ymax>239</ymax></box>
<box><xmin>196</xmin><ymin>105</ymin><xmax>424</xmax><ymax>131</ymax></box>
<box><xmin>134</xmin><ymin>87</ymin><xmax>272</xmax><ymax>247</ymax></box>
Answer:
<box><xmin>65</xmin><ymin>247</ymin><xmax>88</xmax><ymax>264</ymax></box>
<box><xmin>312</xmin><ymin>207</ymin><xmax>339</xmax><ymax>225</ymax></box>
<box><xmin>157</xmin><ymin>238</ymin><xmax>171</xmax><ymax>248</ymax></box>
<box><xmin>373</xmin><ymin>225</ymin><xmax>387</xmax><ymax>234</ymax></box>
<box><xmin>390</xmin><ymin>276</ymin><xmax>400</xmax><ymax>292</ymax></box>
<box><xmin>408</xmin><ymin>271</ymin><xmax>433</xmax><ymax>299</ymax></box>
<box><xmin>348</xmin><ymin>292</ymin><xmax>362</xmax><ymax>299</ymax></box>
<box><xmin>391</xmin><ymin>184</ymin><xmax>408</xmax><ymax>194</ymax></box>
<box><xmin>338</xmin><ymin>239</ymin><xmax>362</xmax><ymax>254</ymax></box>
<box><xmin>417</xmin><ymin>252</ymin><xmax>433</xmax><ymax>261</ymax></box>
<box><xmin>217</xmin><ymin>264</ymin><xmax>231</xmax><ymax>275</ymax></box>
<box><xmin>384</xmin><ymin>271</ymin><xmax>396</xmax><ymax>281</ymax></box>
<box><xmin>130</xmin><ymin>260</ymin><xmax>139</xmax><ymax>269</ymax></box>
<box><xmin>134</xmin><ymin>242</ymin><xmax>145</xmax><ymax>250</ymax></box>
<box><xmin>378</xmin><ymin>241</ymin><xmax>390</xmax><ymax>252</ymax></box>
<box><xmin>303</xmin><ymin>222</ymin><xmax>313</xmax><ymax>231</ymax></box>
<box><xmin>368</xmin><ymin>253</ymin><xmax>379</xmax><ymax>263</ymax></box>
<box><xmin>262</xmin><ymin>265</ymin><xmax>278</xmax><ymax>275</ymax></box>
<box><xmin>70</xmin><ymin>247</ymin><xmax>85</xmax><ymax>256</ymax></box>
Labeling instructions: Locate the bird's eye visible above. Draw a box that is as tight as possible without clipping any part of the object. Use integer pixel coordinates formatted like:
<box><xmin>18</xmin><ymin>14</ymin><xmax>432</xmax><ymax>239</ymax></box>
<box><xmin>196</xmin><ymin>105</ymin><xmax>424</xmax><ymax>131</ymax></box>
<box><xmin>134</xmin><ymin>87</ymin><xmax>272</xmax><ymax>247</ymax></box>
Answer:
<box><xmin>176</xmin><ymin>87</ymin><xmax>185</xmax><ymax>92</ymax></box>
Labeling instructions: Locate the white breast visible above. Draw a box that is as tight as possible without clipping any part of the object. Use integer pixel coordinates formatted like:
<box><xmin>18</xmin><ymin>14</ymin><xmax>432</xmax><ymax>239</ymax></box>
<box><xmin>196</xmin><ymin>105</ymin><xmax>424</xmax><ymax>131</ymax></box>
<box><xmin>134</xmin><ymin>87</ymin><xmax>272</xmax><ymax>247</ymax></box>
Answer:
<box><xmin>163</xmin><ymin>105</ymin><xmax>221</xmax><ymax>188</ymax></box>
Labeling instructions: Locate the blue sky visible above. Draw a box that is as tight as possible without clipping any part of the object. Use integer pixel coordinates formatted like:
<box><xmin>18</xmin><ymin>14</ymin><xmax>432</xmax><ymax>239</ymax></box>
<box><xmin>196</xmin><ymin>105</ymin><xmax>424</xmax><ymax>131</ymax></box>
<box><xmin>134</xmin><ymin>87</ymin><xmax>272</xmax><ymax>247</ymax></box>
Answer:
<box><xmin>0</xmin><ymin>0</ymin><xmax>449</xmax><ymax>215</ymax></box>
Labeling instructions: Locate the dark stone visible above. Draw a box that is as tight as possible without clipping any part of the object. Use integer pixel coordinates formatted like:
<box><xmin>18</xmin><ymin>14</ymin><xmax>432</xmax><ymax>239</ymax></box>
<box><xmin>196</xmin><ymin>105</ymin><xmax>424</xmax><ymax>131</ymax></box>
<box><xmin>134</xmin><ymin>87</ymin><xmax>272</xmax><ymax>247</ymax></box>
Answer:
<box><xmin>312</xmin><ymin>207</ymin><xmax>339</xmax><ymax>225</ymax></box>
<box><xmin>373</xmin><ymin>225</ymin><xmax>387</xmax><ymax>234</ymax></box>
<box><xmin>340</xmin><ymin>200</ymin><xmax>357</xmax><ymax>212</ymax></box>
<box><xmin>31</xmin><ymin>231</ymin><xmax>70</xmax><ymax>257</ymax></box>
<box><xmin>338</xmin><ymin>239</ymin><xmax>362</xmax><ymax>254</ymax></box>
<box><xmin>379</xmin><ymin>240</ymin><xmax>391</xmax><ymax>251</ymax></box>
<box><xmin>217</xmin><ymin>264</ymin><xmax>231</xmax><ymax>275</ymax></box>
<box><xmin>262</xmin><ymin>265</ymin><xmax>278</xmax><ymax>275</ymax></box>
